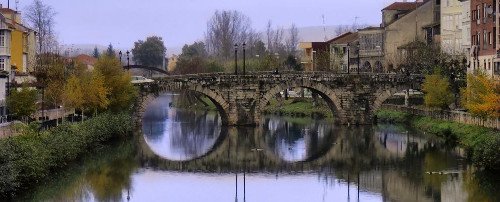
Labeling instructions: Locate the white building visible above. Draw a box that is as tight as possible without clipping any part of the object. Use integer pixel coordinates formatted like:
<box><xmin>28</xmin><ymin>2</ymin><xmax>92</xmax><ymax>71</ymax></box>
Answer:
<box><xmin>441</xmin><ymin>0</ymin><xmax>467</xmax><ymax>55</ymax></box>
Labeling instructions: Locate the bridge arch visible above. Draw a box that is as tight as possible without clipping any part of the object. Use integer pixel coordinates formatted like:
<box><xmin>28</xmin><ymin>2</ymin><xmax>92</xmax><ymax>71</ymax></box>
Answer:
<box><xmin>257</xmin><ymin>80</ymin><xmax>346</xmax><ymax>124</ymax></box>
<box><xmin>156</xmin><ymin>83</ymin><xmax>231</xmax><ymax>126</ymax></box>
<box><xmin>183</xmin><ymin>85</ymin><xmax>231</xmax><ymax>126</ymax></box>
<box><xmin>371</xmin><ymin>85</ymin><xmax>411</xmax><ymax>113</ymax></box>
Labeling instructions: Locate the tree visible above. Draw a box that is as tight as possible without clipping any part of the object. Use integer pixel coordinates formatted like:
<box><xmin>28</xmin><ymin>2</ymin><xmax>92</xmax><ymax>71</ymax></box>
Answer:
<box><xmin>93</xmin><ymin>47</ymin><xmax>100</xmax><ymax>58</ymax></box>
<box><xmin>205</xmin><ymin>10</ymin><xmax>251</xmax><ymax>59</ymax></box>
<box><xmin>132</xmin><ymin>36</ymin><xmax>167</xmax><ymax>67</ymax></box>
<box><xmin>398</xmin><ymin>41</ymin><xmax>444</xmax><ymax>74</ymax></box>
<box><xmin>24</xmin><ymin>0</ymin><xmax>57</xmax><ymax>53</ymax></box>
<box><xmin>174</xmin><ymin>42</ymin><xmax>221</xmax><ymax>74</ymax></box>
<box><xmin>106</xmin><ymin>44</ymin><xmax>116</xmax><ymax>57</ymax></box>
<box><xmin>266</xmin><ymin>21</ymin><xmax>285</xmax><ymax>55</ymax></box>
<box><xmin>44</xmin><ymin>56</ymin><xmax>66</xmax><ymax>109</ymax></box>
<box><xmin>6</xmin><ymin>86</ymin><xmax>38</xmax><ymax>122</ymax></box>
<box><xmin>284</xmin><ymin>55</ymin><xmax>301</xmax><ymax>71</ymax></box>
<box><xmin>63</xmin><ymin>75</ymin><xmax>84</xmax><ymax>112</ymax></box>
<box><xmin>94</xmin><ymin>56</ymin><xmax>137</xmax><ymax>111</ymax></box>
<box><xmin>83</xmin><ymin>71</ymin><xmax>109</xmax><ymax>115</ymax></box>
<box><xmin>180</xmin><ymin>41</ymin><xmax>207</xmax><ymax>59</ymax></box>
<box><xmin>422</xmin><ymin>70</ymin><xmax>454</xmax><ymax>109</ymax></box>
<box><xmin>285</xmin><ymin>24</ymin><xmax>299</xmax><ymax>56</ymax></box>
<box><xmin>461</xmin><ymin>72</ymin><xmax>500</xmax><ymax>118</ymax></box>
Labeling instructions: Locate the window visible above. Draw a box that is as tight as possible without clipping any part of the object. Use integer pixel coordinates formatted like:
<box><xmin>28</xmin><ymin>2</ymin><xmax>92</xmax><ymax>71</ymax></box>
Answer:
<box><xmin>489</xmin><ymin>32</ymin><xmax>493</xmax><ymax>45</ymax></box>
<box><xmin>0</xmin><ymin>31</ymin><xmax>5</xmax><ymax>47</ymax></box>
<box><xmin>0</xmin><ymin>58</ymin><xmax>4</xmax><ymax>70</ymax></box>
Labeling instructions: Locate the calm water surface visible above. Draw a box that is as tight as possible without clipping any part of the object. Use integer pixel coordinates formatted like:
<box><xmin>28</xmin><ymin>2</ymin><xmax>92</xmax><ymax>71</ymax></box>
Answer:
<box><xmin>17</xmin><ymin>93</ymin><xmax>500</xmax><ymax>202</ymax></box>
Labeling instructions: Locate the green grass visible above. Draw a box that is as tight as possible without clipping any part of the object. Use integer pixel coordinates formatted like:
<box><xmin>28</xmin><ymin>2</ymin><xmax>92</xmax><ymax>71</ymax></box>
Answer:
<box><xmin>375</xmin><ymin>109</ymin><xmax>412</xmax><ymax>123</ymax></box>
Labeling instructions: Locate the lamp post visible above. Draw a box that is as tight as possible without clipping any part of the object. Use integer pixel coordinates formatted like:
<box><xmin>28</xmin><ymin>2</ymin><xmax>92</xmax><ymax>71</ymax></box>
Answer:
<box><xmin>234</xmin><ymin>44</ymin><xmax>238</xmax><ymax>75</ymax></box>
<box><xmin>119</xmin><ymin>50</ymin><xmax>122</xmax><ymax>65</ymax></box>
<box><xmin>126</xmin><ymin>50</ymin><xmax>130</xmax><ymax>70</ymax></box>
<box><xmin>242</xmin><ymin>43</ymin><xmax>246</xmax><ymax>75</ymax></box>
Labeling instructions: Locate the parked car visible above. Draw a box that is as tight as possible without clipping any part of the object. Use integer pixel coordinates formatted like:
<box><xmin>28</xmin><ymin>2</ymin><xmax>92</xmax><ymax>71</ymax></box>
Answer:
<box><xmin>131</xmin><ymin>76</ymin><xmax>154</xmax><ymax>84</ymax></box>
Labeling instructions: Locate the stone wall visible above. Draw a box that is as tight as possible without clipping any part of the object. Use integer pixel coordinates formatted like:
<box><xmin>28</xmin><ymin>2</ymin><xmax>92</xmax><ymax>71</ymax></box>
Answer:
<box><xmin>381</xmin><ymin>104</ymin><xmax>500</xmax><ymax>130</ymax></box>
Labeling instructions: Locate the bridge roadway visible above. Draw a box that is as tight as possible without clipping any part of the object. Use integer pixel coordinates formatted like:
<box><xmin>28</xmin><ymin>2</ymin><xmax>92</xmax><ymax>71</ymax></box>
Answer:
<box><xmin>146</xmin><ymin>71</ymin><xmax>423</xmax><ymax>126</ymax></box>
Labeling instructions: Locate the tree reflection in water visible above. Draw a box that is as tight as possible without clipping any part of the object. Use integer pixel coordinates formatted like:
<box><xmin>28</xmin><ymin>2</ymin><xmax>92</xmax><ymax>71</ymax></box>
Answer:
<box><xmin>263</xmin><ymin>116</ymin><xmax>337</xmax><ymax>162</ymax></box>
<box><xmin>142</xmin><ymin>93</ymin><xmax>223</xmax><ymax>161</ymax></box>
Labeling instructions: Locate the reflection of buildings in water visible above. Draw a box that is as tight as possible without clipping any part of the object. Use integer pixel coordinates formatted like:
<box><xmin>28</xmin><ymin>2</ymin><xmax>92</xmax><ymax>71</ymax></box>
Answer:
<box><xmin>375</xmin><ymin>131</ymin><xmax>428</xmax><ymax>158</ymax></box>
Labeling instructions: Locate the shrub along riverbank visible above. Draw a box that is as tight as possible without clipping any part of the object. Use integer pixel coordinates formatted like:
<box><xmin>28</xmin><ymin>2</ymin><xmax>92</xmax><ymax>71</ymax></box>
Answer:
<box><xmin>376</xmin><ymin>109</ymin><xmax>500</xmax><ymax>170</ymax></box>
<box><xmin>0</xmin><ymin>111</ymin><xmax>133</xmax><ymax>198</ymax></box>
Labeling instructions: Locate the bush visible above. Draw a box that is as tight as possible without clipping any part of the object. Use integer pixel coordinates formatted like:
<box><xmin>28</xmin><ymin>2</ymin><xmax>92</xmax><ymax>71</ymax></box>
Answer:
<box><xmin>0</xmin><ymin>112</ymin><xmax>133</xmax><ymax>197</ymax></box>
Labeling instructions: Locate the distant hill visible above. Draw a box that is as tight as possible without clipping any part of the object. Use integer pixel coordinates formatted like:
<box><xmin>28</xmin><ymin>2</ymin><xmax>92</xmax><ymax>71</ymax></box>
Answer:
<box><xmin>64</xmin><ymin>25</ymin><xmax>372</xmax><ymax>57</ymax></box>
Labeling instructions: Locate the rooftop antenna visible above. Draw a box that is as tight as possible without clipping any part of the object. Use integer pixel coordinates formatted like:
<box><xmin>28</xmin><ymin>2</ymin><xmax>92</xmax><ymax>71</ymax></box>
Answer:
<box><xmin>15</xmin><ymin>0</ymin><xmax>19</xmax><ymax>11</ymax></box>
<box><xmin>322</xmin><ymin>14</ymin><xmax>327</xmax><ymax>41</ymax></box>
<box><xmin>7</xmin><ymin>0</ymin><xmax>9</xmax><ymax>8</ymax></box>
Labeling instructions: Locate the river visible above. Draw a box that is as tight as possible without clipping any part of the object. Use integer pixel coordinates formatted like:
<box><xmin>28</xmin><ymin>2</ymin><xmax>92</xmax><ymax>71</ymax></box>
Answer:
<box><xmin>16</xmin><ymin>93</ymin><xmax>500</xmax><ymax>202</ymax></box>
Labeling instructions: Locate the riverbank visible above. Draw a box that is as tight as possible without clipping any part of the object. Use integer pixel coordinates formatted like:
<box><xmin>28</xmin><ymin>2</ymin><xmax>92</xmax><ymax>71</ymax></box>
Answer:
<box><xmin>0</xmin><ymin>111</ymin><xmax>134</xmax><ymax>198</ymax></box>
<box><xmin>376</xmin><ymin>109</ymin><xmax>500</xmax><ymax>170</ymax></box>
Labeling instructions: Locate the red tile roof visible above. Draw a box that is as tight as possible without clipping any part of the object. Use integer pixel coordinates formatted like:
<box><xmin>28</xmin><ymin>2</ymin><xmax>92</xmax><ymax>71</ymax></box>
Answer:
<box><xmin>74</xmin><ymin>54</ymin><xmax>97</xmax><ymax>66</ymax></box>
<box><xmin>0</xmin><ymin>8</ymin><xmax>16</xmax><ymax>14</ymax></box>
<box><xmin>382</xmin><ymin>2</ymin><xmax>424</xmax><ymax>11</ymax></box>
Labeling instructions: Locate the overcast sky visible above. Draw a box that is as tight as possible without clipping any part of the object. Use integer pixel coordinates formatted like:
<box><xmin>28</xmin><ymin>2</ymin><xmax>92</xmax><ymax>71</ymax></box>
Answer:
<box><xmin>14</xmin><ymin>0</ymin><xmax>396</xmax><ymax>49</ymax></box>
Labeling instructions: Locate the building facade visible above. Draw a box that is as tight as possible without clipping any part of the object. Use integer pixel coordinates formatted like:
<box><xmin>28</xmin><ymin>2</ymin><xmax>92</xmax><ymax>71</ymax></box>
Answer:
<box><xmin>441</xmin><ymin>0</ymin><xmax>467</xmax><ymax>55</ymax></box>
<box><xmin>0</xmin><ymin>7</ymin><xmax>36</xmax><ymax>73</ymax></box>
<box><xmin>0</xmin><ymin>6</ymin><xmax>36</xmax><ymax>119</ymax></box>
<box><xmin>358</xmin><ymin>27</ymin><xmax>385</xmax><ymax>72</ymax></box>
<box><xmin>299</xmin><ymin>42</ymin><xmax>329</xmax><ymax>71</ymax></box>
<box><xmin>470</xmin><ymin>0</ymin><xmax>498</xmax><ymax>76</ymax></box>
<box><xmin>383</xmin><ymin>0</ymin><xmax>441</xmax><ymax>71</ymax></box>
<box><xmin>460</xmin><ymin>0</ymin><xmax>472</xmax><ymax>62</ymax></box>
<box><xmin>328</xmin><ymin>32</ymin><xmax>359</xmax><ymax>72</ymax></box>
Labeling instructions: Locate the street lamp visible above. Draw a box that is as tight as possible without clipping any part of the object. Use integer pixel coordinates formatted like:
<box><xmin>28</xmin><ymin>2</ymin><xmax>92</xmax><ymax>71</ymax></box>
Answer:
<box><xmin>119</xmin><ymin>51</ymin><xmax>122</xmax><ymax>65</ymax></box>
<box><xmin>243</xmin><ymin>43</ymin><xmax>246</xmax><ymax>75</ymax></box>
<box><xmin>234</xmin><ymin>44</ymin><xmax>238</xmax><ymax>75</ymax></box>
<box><xmin>126</xmin><ymin>50</ymin><xmax>130</xmax><ymax>68</ymax></box>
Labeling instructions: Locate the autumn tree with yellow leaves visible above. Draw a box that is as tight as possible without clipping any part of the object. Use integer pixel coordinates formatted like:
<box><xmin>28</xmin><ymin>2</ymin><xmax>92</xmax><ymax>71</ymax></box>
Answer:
<box><xmin>94</xmin><ymin>55</ymin><xmax>137</xmax><ymax>111</ymax></box>
<box><xmin>461</xmin><ymin>72</ymin><xmax>500</xmax><ymax>118</ymax></box>
<box><xmin>422</xmin><ymin>70</ymin><xmax>454</xmax><ymax>109</ymax></box>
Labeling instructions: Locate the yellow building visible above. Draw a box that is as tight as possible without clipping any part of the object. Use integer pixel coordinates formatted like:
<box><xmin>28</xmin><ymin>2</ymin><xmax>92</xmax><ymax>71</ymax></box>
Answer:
<box><xmin>0</xmin><ymin>7</ymin><xmax>36</xmax><ymax>73</ymax></box>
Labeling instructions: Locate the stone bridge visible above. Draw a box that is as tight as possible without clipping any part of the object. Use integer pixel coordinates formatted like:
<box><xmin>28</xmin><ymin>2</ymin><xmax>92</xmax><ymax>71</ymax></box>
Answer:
<box><xmin>150</xmin><ymin>71</ymin><xmax>423</xmax><ymax>126</ymax></box>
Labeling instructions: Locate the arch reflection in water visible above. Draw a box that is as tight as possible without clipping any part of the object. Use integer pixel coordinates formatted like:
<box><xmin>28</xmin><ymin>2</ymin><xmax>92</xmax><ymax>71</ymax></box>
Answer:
<box><xmin>263</xmin><ymin>116</ymin><xmax>337</xmax><ymax>162</ymax></box>
<box><xmin>142</xmin><ymin>93</ymin><xmax>223</xmax><ymax>161</ymax></box>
